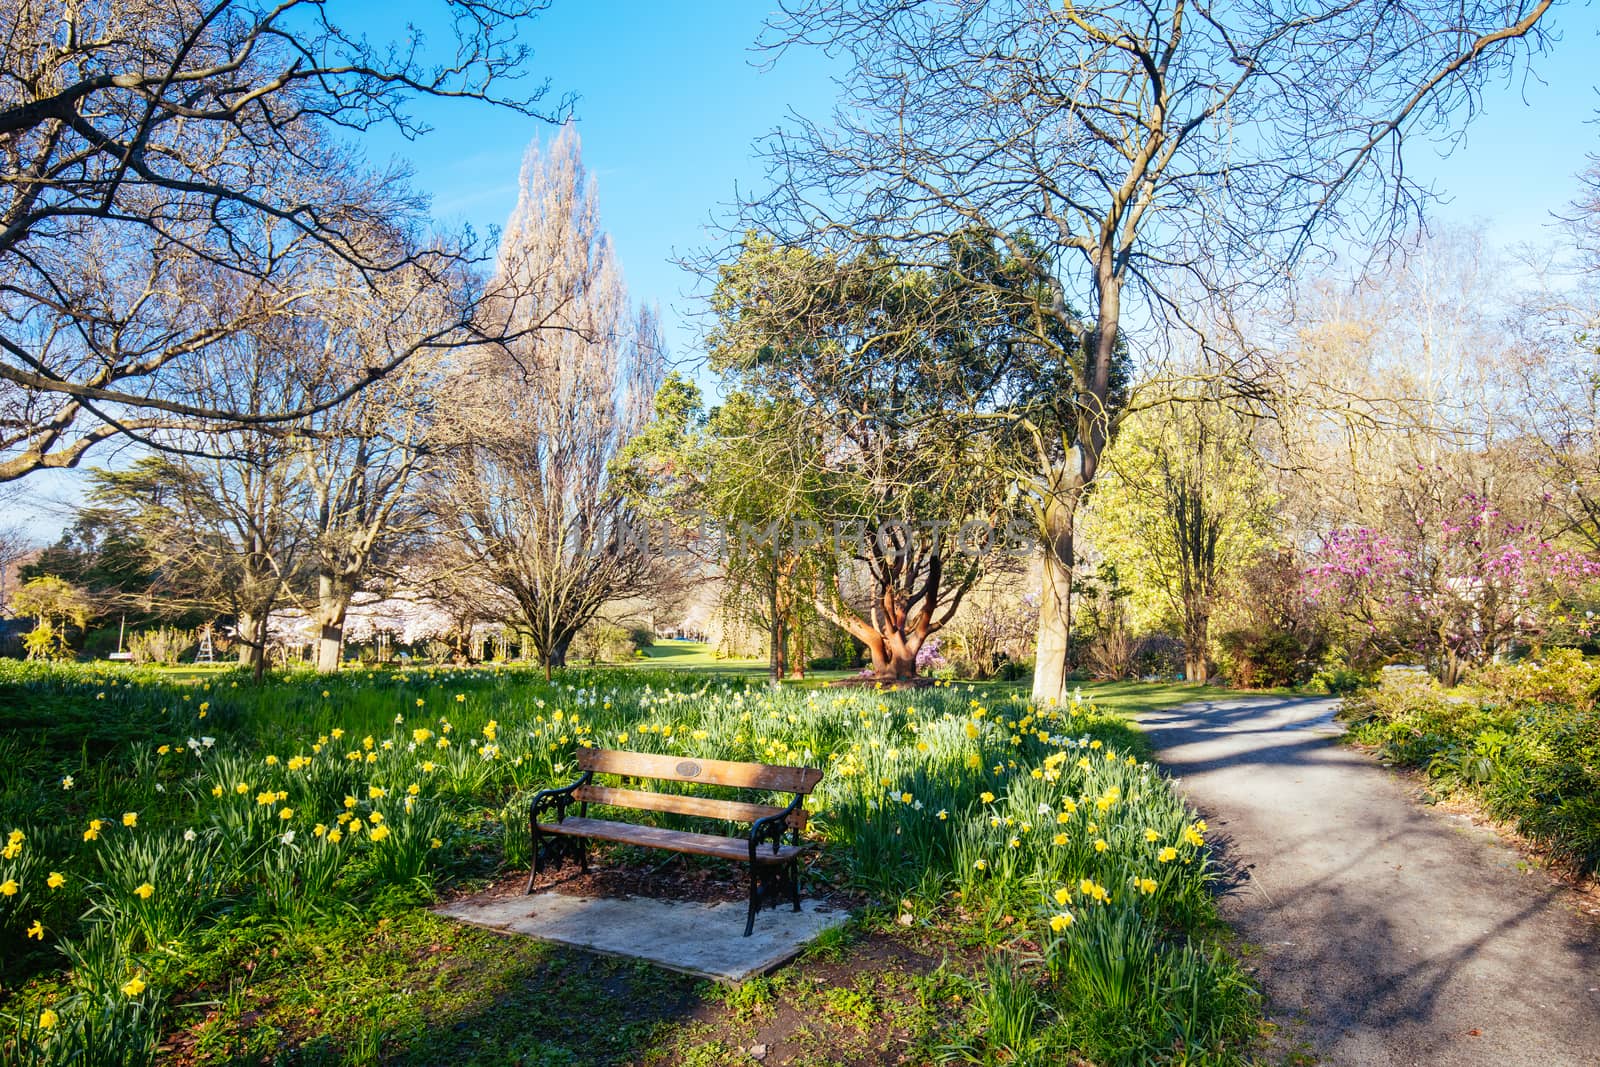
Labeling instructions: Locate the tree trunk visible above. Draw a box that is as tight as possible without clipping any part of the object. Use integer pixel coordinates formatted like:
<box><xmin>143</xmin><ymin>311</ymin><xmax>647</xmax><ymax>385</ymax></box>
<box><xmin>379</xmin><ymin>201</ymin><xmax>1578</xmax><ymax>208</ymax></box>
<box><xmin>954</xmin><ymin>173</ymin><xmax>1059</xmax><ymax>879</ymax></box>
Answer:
<box><xmin>862</xmin><ymin>630</ymin><xmax>890</xmax><ymax>677</ymax></box>
<box><xmin>237</xmin><ymin>613</ymin><xmax>261</xmax><ymax>668</ymax></box>
<box><xmin>1031</xmin><ymin>497</ymin><xmax>1076</xmax><ymax>704</ymax></box>
<box><xmin>546</xmin><ymin>639</ymin><xmax>569</xmax><ymax>672</ymax></box>
<box><xmin>314</xmin><ymin>575</ymin><xmax>353</xmax><ymax>674</ymax></box>
<box><xmin>788</xmin><ymin>621</ymin><xmax>806</xmax><ymax>679</ymax></box>
<box><xmin>769</xmin><ymin>570</ymin><xmax>788</xmax><ymax>684</ymax></box>
<box><xmin>236</xmin><ymin>611</ymin><xmax>270</xmax><ymax>683</ymax></box>
<box><xmin>1183</xmin><ymin>613</ymin><xmax>1209</xmax><ymax>683</ymax></box>
<box><xmin>872</xmin><ymin>628</ymin><xmax>921</xmax><ymax>680</ymax></box>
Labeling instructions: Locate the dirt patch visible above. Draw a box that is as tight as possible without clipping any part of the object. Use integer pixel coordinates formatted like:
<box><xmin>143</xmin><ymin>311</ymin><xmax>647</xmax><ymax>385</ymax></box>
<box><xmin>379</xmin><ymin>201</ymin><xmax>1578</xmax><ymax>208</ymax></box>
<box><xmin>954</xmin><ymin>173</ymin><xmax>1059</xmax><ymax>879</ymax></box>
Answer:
<box><xmin>454</xmin><ymin>845</ymin><xmax>862</xmax><ymax>912</ymax></box>
<box><xmin>632</xmin><ymin>928</ymin><xmax>981</xmax><ymax>1067</ymax></box>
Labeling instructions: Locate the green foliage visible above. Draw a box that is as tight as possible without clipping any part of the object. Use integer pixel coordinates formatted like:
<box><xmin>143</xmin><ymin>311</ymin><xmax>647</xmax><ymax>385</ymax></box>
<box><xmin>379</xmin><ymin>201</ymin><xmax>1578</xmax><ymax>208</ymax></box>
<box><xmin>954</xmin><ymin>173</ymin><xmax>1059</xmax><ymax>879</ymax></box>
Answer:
<box><xmin>569</xmin><ymin>622</ymin><xmax>642</xmax><ymax>664</ymax></box>
<box><xmin>1217</xmin><ymin>629</ymin><xmax>1307</xmax><ymax>689</ymax></box>
<box><xmin>22</xmin><ymin>622</ymin><xmax>73</xmax><ymax>661</ymax></box>
<box><xmin>0</xmin><ymin>663</ymin><xmax>1257</xmax><ymax>1065</ymax></box>
<box><xmin>1343</xmin><ymin>655</ymin><xmax>1600</xmax><ymax>874</ymax></box>
<box><xmin>1305</xmin><ymin>664</ymin><xmax>1374</xmax><ymax>696</ymax></box>
<box><xmin>1083</xmin><ymin>393</ymin><xmax>1278</xmax><ymax>679</ymax></box>
<box><xmin>126</xmin><ymin>628</ymin><xmax>194</xmax><ymax>666</ymax></box>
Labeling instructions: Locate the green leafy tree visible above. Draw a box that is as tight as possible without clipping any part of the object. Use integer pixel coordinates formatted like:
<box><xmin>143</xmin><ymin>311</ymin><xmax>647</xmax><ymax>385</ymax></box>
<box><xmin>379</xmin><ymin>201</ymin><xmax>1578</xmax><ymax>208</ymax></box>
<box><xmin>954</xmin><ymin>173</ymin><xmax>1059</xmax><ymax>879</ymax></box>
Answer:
<box><xmin>706</xmin><ymin>237</ymin><xmax>1027</xmax><ymax>679</ymax></box>
<box><xmin>1083</xmin><ymin>393</ymin><xmax>1277</xmax><ymax>682</ymax></box>
<box><xmin>12</xmin><ymin>574</ymin><xmax>96</xmax><ymax>659</ymax></box>
<box><xmin>619</xmin><ymin>375</ymin><xmax>833</xmax><ymax>681</ymax></box>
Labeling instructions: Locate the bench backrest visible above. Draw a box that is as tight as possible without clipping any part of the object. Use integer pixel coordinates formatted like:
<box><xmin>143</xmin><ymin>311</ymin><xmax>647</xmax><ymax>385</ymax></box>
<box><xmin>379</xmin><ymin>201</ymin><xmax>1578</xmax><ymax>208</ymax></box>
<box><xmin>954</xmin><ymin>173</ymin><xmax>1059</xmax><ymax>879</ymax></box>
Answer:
<box><xmin>574</xmin><ymin>748</ymin><xmax>823</xmax><ymax>830</ymax></box>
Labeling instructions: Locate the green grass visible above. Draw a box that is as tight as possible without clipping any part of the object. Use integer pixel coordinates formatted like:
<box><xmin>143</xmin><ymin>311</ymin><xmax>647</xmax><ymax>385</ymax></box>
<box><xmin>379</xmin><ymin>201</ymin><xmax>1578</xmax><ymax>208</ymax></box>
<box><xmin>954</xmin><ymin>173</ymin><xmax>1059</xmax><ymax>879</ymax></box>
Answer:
<box><xmin>0</xmin><ymin>661</ymin><xmax>1261</xmax><ymax>1065</ymax></box>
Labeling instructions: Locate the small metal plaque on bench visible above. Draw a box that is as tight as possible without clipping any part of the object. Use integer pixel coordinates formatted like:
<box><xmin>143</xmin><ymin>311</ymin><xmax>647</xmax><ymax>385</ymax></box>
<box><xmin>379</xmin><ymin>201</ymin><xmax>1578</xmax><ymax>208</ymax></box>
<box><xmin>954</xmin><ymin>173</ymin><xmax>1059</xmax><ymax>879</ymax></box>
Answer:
<box><xmin>675</xmin><ymin>760</ymin><xmax>702</xmax><ymax>778</ymax></box>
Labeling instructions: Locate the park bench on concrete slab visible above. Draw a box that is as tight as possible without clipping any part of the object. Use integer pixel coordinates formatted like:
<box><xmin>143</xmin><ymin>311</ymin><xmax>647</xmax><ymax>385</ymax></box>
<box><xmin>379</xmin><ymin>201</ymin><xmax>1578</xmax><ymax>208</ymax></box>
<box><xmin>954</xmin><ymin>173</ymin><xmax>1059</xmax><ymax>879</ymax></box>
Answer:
<box><xmin>527</xmin><ymin>748</ymin><xmax>824</xmax><ymax>936</ymax></box>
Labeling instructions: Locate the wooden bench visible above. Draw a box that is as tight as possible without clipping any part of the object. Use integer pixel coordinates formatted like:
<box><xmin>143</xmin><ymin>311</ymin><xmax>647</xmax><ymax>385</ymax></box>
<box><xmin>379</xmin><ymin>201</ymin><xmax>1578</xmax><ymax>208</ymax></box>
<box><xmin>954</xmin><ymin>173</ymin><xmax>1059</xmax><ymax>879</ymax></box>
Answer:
<box><xmin>526</xmin><ymin>748</ymin><xmax>823</xmax><ymax>936</ymax></box>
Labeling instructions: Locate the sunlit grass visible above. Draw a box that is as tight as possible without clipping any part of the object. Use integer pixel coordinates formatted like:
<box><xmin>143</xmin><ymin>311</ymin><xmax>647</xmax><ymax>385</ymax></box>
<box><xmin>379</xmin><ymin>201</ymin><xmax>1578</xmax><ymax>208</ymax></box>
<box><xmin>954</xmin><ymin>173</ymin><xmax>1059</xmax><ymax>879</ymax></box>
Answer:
<box><xmin>0</xmin><ymin>660</ymin><xmax>1257</xmax><ymax>1065</ymax></box>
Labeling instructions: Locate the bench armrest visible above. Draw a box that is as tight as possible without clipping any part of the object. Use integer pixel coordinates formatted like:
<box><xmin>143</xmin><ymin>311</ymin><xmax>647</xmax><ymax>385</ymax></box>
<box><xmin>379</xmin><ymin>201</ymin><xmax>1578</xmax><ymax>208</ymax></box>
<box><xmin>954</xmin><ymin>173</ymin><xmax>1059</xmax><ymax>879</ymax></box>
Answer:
<box><xmin>750</xmin><ymin>793</ymin><xmax>804</xmax><ymax>858</ymax></box>
<box><xmin>530</xmin><ymin>769</ymin><xmax>594</xmax><ymax>826</ymax></box>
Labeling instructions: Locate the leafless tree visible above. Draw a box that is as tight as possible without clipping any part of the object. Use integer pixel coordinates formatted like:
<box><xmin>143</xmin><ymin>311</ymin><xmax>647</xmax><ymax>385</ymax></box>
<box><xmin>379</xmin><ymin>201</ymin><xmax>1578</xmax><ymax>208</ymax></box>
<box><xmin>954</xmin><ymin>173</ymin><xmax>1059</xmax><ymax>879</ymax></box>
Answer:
<box><xmin>0</xmin><ymin>520</ymin><xmax>31</xmax><ymax>608</ymax></box>
<box><xmin>738</xmin><ymin>0</ymin><xmax>1552</xmax><ymax>702</ymax></box>
<box><xmin>432</xmin><ymin>127</ymin><xmax>664</xmax><ymax>676</ymax></box>
<box><xmin>1505</xmin><ymin>167</ymin><xmax>1600</xmax><ymax>554</ymax></box>
<box><xmin>87</xmin><ymin>320</ymin><xmax>317</xmax><ymax>681</ymax></box>
<box><xmin>294</xmin><ymin>248</ymin><xmax>456</xmax><ymax>673</ymax></box>
<box><xmin>0</xmin><ymin>0</ymin><xmax>566</xmax><ymax>481</ymax></box>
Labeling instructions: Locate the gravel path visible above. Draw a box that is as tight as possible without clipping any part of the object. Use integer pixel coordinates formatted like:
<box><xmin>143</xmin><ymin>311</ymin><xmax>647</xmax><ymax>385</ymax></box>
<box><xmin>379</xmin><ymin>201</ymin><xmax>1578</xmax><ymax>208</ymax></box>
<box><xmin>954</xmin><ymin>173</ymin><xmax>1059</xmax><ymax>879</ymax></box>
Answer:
<box><xmin>1137</xmin><ymin>695</ymin><xmax>1600</xmax><ymax>1067</ymax></box>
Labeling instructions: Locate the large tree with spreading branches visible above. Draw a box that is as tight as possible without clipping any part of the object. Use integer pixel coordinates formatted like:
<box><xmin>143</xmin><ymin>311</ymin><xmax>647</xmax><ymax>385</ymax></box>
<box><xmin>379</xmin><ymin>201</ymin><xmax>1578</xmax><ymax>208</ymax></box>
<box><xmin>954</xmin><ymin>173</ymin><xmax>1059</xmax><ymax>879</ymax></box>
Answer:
<box><xmin>0</xmin><ymin>0</ymin><xmax>565</xmax><ymax>480</ymax></box>
<box><xmin>736</xmin><ymin>0</ymin><xmax>1553</xmax><ymax>702</ymax></box>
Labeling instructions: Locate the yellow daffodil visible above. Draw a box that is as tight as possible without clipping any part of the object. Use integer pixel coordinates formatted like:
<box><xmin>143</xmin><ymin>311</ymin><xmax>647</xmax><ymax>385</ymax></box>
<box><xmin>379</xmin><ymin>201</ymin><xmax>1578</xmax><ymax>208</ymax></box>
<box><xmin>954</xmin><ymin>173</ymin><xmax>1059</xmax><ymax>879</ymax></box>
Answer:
<box><xmin>1158</xmin><ymin>846</ymin><xmax>1179</xmax><ymax>863</ymax></box>
<box><xmin>47</xmin><ymin>872</ymin><xmax>64</xmax><ymax>889</ymax></box>
<box><xmin>121</xmin><ymin>812</ymin><xmax>137</xmax><ymax>828</ymax></box>
<box><xmin>134</xmin><ymin>882</ymin><xmax>154</xmax><ymax>900</ymax></box>
<box><xmin>27</xmin><ymin>920</ymin><xmax>43</xmax><ymax>940</ymax></box>
<box><xmin>121</xmin><ymin>976</ymin><xmax>146</xmax><ymax>997</ymax></box>
<box><xmin>1049</xmin><ymin>912</ymin><xmax>1074</xmax><ymax>932</ymax></box>
<box><xmin>38</xmin><ymin>1008</ymin><xmax>58</xmax><ymax>1029</ymax></box>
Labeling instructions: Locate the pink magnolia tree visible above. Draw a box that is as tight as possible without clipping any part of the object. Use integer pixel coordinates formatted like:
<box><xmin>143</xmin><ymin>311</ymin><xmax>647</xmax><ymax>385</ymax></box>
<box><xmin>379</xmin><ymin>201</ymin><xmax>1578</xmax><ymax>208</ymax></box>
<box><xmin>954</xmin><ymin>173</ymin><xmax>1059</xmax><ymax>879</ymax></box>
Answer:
<box><xmin>1305</xmin><ymin>489</ymin><xmax>1600</xmax><ymax>684</ymax></box>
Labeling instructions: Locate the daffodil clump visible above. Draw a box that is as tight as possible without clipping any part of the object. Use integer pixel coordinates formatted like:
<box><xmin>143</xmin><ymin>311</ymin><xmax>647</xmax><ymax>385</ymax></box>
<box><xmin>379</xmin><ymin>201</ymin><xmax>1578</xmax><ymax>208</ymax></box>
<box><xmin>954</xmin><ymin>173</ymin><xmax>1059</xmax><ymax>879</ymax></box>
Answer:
<box><xmin>0</xmin><ymin>660</ymin><xmax>1250</xmax><ymax>1065</ymax></box>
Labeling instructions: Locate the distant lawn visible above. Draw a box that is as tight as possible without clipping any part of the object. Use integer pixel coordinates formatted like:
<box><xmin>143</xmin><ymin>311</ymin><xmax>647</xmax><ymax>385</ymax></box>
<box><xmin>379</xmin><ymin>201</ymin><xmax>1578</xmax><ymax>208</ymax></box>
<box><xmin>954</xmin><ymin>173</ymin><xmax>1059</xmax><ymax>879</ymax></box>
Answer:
<box><xmin>136</xmin><ymin>646</ymin><xmax>1250</xmax><ymax>714</ymax></box>
<box><xmin>635</xmin><ymin>645</ymin><xmax>1250</xmax><ymax>717</ymax></box>
<box><xmin>636</xmin><ymin>639</ymin><xmax>763</xmax><ymax>669</ymax></box>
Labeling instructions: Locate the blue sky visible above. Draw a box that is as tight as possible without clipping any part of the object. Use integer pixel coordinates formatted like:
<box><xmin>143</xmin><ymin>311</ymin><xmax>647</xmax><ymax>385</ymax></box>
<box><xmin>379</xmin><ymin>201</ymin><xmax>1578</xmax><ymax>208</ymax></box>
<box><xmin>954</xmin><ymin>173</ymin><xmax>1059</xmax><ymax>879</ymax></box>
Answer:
<box><xmin>355</xmin><ymin>0</ymin><xmax>1600</xmax><ymax>360</ymax></box>
<box><xmin>350</xmin><ymin>0</ymin><xmax>841</xmax><ymax>370</ymax></box>
<box><xmin>11</xmin><ymin>1</ymin><xmax>1600</xmax><ymax>535</ymax></box>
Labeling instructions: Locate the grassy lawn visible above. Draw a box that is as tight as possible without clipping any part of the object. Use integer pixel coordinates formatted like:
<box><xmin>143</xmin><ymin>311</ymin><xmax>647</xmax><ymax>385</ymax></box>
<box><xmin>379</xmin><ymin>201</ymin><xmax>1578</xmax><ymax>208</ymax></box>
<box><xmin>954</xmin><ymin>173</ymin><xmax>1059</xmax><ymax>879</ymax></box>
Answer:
<box><xmin>1</xmin><ymin>662</ymin><xmax>1264</xmax><ymax>1066</ymax></box>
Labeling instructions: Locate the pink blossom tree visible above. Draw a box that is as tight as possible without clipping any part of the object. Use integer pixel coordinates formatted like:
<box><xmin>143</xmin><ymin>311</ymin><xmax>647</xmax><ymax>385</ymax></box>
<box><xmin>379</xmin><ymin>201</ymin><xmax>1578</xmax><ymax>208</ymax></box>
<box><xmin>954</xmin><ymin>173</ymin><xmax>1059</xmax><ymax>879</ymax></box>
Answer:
<box><xmin>1306</xmin><ymin>488</ymin><xmax>1600</xmax><ymax>684</ymax></box>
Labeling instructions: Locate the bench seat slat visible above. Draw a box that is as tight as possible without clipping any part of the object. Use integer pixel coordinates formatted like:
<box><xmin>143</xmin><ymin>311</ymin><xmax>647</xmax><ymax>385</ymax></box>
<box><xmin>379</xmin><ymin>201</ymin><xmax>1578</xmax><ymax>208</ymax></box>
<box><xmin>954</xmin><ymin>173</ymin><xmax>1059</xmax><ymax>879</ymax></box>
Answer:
<box><xmin>574</xmin><ymin>784</ymin><xmax>808</xmax><ymax>829</ymax></box>
<box><xmin>537</xmin><ymin>816</ymin><xmax>804</xmax><ymax>863</ymax></box>
<box><xmin>577</xmin><ymin>748</ymin><xmax>823</xmax><ymax>793</ymax></box>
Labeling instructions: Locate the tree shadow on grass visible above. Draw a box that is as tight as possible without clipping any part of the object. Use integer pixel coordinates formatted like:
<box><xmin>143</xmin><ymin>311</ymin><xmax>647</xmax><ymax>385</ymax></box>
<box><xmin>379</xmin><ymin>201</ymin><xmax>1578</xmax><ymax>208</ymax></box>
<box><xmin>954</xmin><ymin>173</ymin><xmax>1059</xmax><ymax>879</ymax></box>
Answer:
<box><xmin>177</xmin><ymin>911</ymin><xmax>709</xmax><ymax>1067</ymax></box>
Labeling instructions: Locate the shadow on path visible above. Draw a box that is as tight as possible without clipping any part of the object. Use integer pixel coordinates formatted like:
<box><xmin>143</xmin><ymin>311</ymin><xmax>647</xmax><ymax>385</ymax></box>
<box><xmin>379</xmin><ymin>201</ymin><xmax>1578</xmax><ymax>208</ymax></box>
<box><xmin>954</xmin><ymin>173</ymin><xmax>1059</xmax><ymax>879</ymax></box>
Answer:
<box><xmin>1139</xmin><ymin>695</ymin><xmax>1600</xmax><ymax>1067</ymax></box>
